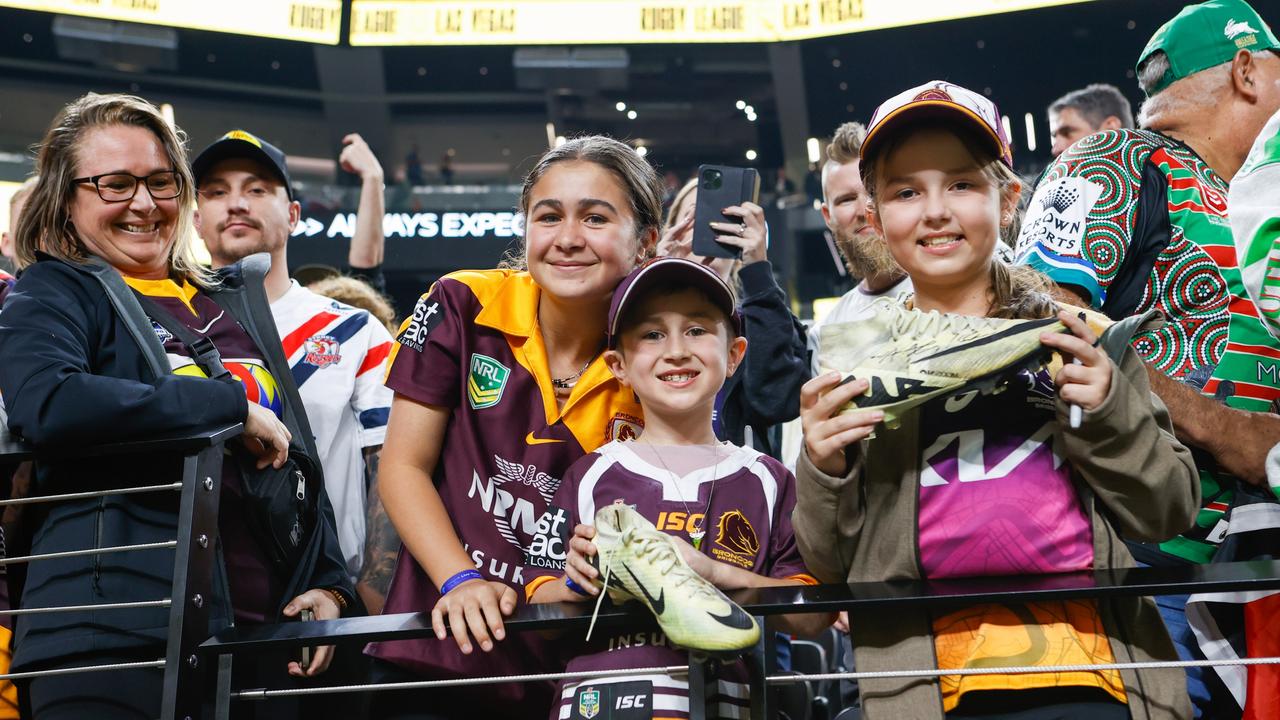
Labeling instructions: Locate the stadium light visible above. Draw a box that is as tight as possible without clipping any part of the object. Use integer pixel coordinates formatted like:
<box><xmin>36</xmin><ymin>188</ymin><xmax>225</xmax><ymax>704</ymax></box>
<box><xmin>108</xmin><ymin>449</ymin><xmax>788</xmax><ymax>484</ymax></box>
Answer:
<box><xmin>555</xmin><ymin>136</ymin><xmax>567</xmax><ymax>147</ymax></box>
<box><xmin>1001</xmin><ymin>115</ymin><xmax>1013</xmax><ymax>145</ymax></box>
<box><xmin>636</xmin><ymin>145</ymin><xmax>648</xmax><ymax>157</ymax></box>
<box><xmin>627</xmin><ymin>110</ymin><xmax>637</xmax><ymax>120</ymax></box>
<box><xmin>545</xmin><ymin>122</ymin><xmax>557</xmax><ymax>149</ymax></box>
<box><xmin>735</xmin><ymin>100</ymin><xmax>746</xmax><ymax>110</ymax></box>
<box><xmin>160</xmin><ymin>103</ymin><xmax>175</xmax><ymax>128</ymax></box>
<box><xmin>745</xmin><ymin>149</ymin><xmax>758</xmax><ymax>161</ymax></box>
<box><xmin>1024</xmin><ymin>112</ymin><xmax>1037</xmax><ymax>152</ymax></box>
<box><xmin>616</xmin><ymin>101</ymin><xmax>626</xmax><ymax>112</ymax></box>
<box><xmin>806</xmin><ymin>137</ymin><xmax>821</xmax><ymax>164</ymax></box>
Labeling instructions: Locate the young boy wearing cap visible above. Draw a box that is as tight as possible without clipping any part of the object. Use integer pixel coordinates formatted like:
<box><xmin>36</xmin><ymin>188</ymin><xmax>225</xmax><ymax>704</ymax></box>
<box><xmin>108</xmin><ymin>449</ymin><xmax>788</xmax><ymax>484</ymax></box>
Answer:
<box><xmin>525</xmin><ymin>257</ymin><xmax>827</xmax><ymax>720</ymax></box>
<box><xmin>795</xmin><ymin>80</ymin><xmax>1198</xmax><ymax>720</ymax></box>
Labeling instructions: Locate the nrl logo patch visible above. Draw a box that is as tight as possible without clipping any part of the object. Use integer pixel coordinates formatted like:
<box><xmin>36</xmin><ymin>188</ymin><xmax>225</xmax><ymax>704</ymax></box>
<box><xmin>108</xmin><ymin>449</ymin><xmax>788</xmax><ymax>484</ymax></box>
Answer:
<box><xmin>576</xmin><ymin>687</ymin><xmax>600</xmax><ymax>719</ymax></box>
<box><xmin>467</xmin><ymin>353</ymin><xmax>510</xmax><ymax>409</ymax></box>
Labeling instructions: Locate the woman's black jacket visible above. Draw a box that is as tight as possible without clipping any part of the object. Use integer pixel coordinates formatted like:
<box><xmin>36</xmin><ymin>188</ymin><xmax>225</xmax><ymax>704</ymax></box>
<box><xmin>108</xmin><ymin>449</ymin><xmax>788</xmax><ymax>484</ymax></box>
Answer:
<box><xmin>0</xmin><ymin>252</ymin><xmax>352</xmax><ymax>670</ymax></box>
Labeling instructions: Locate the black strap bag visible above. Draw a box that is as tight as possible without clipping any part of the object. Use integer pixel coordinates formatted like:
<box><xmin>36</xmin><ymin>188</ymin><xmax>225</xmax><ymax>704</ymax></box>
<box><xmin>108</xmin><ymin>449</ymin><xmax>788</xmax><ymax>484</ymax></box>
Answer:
<box><xmin>134</xmin><ymin>292</ymin><xmax>318</xmax><ymax>577</ymax></box>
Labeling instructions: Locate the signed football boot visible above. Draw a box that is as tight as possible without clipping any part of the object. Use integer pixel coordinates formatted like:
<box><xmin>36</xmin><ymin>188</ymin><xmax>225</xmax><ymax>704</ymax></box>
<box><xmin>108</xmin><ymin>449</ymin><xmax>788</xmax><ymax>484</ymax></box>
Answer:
<box><xmin>587</xmin><ymin>502</ymin><xmax>760</xmax><ymax>654</ymax></box>
<box><xmin>818</xmin><ymin>298</ymin><xmax>1066</xmax><ymax>427</ymax></box>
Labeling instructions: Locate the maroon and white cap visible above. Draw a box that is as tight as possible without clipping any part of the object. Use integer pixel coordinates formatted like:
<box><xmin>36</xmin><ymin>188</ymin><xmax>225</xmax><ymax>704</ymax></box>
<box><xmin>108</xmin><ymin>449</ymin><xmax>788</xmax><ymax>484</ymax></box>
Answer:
<box><xmin>607</xmin><ymin>257</ymin><xmax>742</xmax><ymax>349</ymax></box>
<box><xmin>861</xmin><ymin>80</ymin><xmax>1013</xmax><ymax>177</ymax></box>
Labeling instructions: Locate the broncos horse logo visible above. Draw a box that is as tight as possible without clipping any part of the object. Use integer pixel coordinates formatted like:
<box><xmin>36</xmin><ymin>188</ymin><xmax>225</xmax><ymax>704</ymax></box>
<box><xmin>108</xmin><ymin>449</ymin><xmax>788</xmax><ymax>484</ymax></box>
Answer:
<box><xmin>715</xmin><ymin>510</ymin><xmax>760</xmax><ymax>557</ymax></box>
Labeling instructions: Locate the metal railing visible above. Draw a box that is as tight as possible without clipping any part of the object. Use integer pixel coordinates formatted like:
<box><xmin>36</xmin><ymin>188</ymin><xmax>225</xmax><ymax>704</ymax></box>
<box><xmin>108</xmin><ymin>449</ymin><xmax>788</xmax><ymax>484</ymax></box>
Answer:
<box><xmin>200</xmin><ymin>558</ymin><xmax>1280</xmax><ymax>720</ymax></box>
<box><xmin>0</xmin><ymin>423</ymin><xmax>238</xmax><ymax>720</ymax></box>
<box><xmin>7</xmin><ymin>421</ymin><xmax>1279</xmax><ymax>720</ymax></box>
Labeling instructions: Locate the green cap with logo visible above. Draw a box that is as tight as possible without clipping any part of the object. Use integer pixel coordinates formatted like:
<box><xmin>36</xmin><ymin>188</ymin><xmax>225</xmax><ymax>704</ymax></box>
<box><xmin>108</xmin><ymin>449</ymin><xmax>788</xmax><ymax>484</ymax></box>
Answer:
<box><xmin>1137</xmin><ymin>0</ymin><xmax>1278</xmax><ymax>97</ymax></box>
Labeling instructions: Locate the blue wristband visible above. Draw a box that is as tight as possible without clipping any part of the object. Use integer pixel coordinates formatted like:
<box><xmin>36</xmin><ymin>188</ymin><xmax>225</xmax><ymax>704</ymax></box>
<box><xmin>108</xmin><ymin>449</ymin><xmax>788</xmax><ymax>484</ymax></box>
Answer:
<box><xmin>565</xmin><ymin>577</ymin><xmax>590</xmax><ymax>596</ymax></box>
<box><xmin>440</xmin><ymin>569</ymin><xmax>484</xmax><ymax>595</ymax></box>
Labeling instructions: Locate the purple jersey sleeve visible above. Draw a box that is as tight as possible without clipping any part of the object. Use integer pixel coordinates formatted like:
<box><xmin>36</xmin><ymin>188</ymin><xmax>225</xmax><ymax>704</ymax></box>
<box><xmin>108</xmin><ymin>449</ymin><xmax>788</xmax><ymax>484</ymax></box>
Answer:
<box><xmin>385</xmin><ymin>279</ymin><xmax>465</xmax><ymax>408</ymax></box>
<box><xmin>761</xmin><ymin>457</ymin><xmax>814</xmax><ymax>582</ymax></box>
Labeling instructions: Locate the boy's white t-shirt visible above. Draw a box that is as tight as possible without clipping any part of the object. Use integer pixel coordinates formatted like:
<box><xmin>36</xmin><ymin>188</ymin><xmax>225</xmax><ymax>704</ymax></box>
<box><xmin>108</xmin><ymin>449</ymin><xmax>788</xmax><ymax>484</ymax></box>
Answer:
<box><xmin>271</xmin><ymin>280</ymin><xmax>394</xmax><ymax>580</ymax></box>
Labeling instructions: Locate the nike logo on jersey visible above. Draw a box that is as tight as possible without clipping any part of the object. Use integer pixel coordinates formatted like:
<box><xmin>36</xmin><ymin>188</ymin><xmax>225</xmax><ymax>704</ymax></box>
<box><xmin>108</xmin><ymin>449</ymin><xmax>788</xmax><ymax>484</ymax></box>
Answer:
<box><xmin>525</xmin><ymin>430</ymin><xmax>565</xmax><ymax>445</ymax></box>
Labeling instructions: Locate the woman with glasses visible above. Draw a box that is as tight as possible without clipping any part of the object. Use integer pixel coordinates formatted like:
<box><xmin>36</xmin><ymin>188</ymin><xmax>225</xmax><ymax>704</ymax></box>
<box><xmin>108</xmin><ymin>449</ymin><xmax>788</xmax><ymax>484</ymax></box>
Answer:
<box><xmin>0</xmin><ymin>93</ymin><xmax>352</xmax><ymax>719</ymax></box>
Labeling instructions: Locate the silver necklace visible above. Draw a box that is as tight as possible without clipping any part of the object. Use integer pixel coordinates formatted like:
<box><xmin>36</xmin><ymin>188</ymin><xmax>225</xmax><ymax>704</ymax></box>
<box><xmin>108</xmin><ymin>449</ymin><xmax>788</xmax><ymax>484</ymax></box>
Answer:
<box><xmin>551</xmin><ymin>353</ymin><xmax>596</xmax><ymax>390</ymax></box>
<box><xmin>643</xmin><ymin>439</ymin><xmax>721</xmax><ymax>550</ymax></box>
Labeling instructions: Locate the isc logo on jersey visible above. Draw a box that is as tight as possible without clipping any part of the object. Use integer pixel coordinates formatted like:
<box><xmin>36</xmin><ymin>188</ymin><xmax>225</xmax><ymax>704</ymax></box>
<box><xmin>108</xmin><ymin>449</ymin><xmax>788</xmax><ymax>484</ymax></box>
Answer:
<box><xmin>398</xmin><ymin>295</ymin><xmax>443</xmax><ymax>352</ymax></box>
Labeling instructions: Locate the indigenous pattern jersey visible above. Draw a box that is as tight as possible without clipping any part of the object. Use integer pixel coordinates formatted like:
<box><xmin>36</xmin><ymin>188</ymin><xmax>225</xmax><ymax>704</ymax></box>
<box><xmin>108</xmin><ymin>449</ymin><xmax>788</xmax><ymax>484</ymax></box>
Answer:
<box><xmin>367</xmin><ymin>270</ymin><xmax>644</xmax><ymax>701</ymax></box>
<box><xmin>526</xmin><ymin>441</ymin><xmax>814</xmax><ymax>720</ymax></box>
<box><xmin>125</xmin><ymin>277</ymin><xmax>284</xmax><ymax>623</ymax></box>
<box><xmin>915</xmin><ymin>370</ymin><xmax>1125</xmax><ymax>710</ymax></box>
<box><xmin>271</xmin><ymin>281</ymin><xmax>393</xmax><ymax>578</ymax></box>
<box><xmin>1015</xmin><ymin>128</ymin><xmax>1280</xmax><ymax>562</ymax></box>
<box><xmin>1014</xmin><ymin>129</ymin><xmax>1244</xmax><ymax>383</ymax></box>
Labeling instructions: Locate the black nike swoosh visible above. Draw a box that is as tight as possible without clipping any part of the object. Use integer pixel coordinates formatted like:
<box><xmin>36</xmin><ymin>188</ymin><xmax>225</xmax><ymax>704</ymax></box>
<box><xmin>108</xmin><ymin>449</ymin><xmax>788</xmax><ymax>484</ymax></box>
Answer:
<box><xmin>621</xmin><ymin>565</ymin><xmax>664</xmax><ymax>615</ymax></box>
<box><xmin>917</xmin><ymin>317</ymin><xmax>1061</xmax><ymax>361</ymax></box>
<box><xmin>707</xmin><ymin>604</ymin><xmax>756</xmax><ymax>630</ymax></box>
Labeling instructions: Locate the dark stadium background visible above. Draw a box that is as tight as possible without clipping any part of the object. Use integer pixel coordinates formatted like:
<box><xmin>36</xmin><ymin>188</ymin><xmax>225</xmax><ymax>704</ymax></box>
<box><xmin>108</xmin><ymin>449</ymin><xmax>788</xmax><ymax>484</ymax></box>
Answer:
<box><xmin>0</xmin><ymin>0</ymin><xmax>1189</xmax><ymax>316</ymax></box>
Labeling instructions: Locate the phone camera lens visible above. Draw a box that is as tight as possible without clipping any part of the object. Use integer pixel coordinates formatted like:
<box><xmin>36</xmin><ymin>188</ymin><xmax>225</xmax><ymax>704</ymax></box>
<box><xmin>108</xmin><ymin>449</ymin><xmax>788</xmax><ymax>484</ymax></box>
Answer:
<box><xmin>701</xmin><ymin>169</ymin><xmax>723</xmax><ymax>191</ymax></box>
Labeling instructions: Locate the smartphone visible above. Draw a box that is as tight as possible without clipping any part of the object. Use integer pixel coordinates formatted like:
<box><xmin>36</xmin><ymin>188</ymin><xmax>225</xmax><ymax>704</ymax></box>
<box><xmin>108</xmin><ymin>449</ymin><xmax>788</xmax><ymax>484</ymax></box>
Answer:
<box><xmin>692</xmin><ymin>164</ymin><xmax>761</xmax><ymax>260</ymax></box>
<box><xmin>299</xmin><ymin>608</ymin><xmax>314</xmax><ymax>668</ymax></box>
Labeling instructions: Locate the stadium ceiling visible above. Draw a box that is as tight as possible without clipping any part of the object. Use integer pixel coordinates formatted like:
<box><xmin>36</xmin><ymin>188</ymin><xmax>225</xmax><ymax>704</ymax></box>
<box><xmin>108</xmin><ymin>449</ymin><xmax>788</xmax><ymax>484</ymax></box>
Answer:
<box><xmin>0</xmin><ymin>0</ymin><xmax>1194</xmax><ymax>171</ymax></box>
<box><xmin>0</xmin><ymin>0</ymin><xmax>1102</xmax><ymax>46</ymax></box>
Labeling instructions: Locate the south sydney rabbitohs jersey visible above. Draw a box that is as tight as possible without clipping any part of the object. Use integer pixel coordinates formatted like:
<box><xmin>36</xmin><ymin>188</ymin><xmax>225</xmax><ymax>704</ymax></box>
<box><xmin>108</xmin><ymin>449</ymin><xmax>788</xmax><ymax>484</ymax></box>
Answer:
<box><xmin>915</xmin><ymin>371</ymin><xmax>1126</xmax><ymax>710</ymax></box>
<box><xmin>1014</xmin><ymin>129</ymin><xmax>1265</xmax><ymax>390</ymax></box>
<box><xmin>1015</xmin><ymin>128</ymin><xmax>1280</xmax><ymax>563</ymax></box>
<box><xmin>526</xmin><ymin>441</ymin><xmax>814</xmax><ymax>720</ymax></box>
<box><xmin>366</xmin><ymin>270</ymin><xmax>644</xmax><ymax>694</ymax></box>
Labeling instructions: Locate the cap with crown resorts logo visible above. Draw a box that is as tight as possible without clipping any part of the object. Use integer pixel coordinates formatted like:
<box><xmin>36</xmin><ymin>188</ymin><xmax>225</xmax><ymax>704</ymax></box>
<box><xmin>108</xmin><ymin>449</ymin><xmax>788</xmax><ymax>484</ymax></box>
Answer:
<box><xmin>1138</xmin><ymin>0</ymin><xmax>1279</xmax><ymax>97</ymax></box>
<box><xmin>191</xmin><ymin>130</ymin><xmax>294</xmax><ymax>201</ymax></box>
<box><xmin>859</xmin><ymin>80</ymin><xmax>1013</xmax><ymax>181</ymax></box>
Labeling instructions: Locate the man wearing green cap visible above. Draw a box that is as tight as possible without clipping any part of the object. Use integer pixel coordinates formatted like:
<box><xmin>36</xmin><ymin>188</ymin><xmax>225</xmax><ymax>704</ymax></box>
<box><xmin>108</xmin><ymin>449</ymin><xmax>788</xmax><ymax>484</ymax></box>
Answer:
<box><xmin>1015</xmin><ymin>1</ymin><xmax>1280</xmax><ymax>716</ymax></box>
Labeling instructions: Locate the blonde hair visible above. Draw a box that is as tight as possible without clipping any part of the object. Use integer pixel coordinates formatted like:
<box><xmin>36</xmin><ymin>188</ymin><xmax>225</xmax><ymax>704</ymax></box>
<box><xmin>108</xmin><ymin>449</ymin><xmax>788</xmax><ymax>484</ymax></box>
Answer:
<box><xmin>308</xmin><ymin>275</ymin><xmax>398</xmax><ymax>334</ymax></box>
<box><xmin>664</xmin><ymin>178</ymin><xmax>697</xmax><ymax>230</ymax></box>
<box><xmin>15</xmin><ymin>93</ymin><xmax>211</xmax><ymax>285</ymax></box>
<box><xmin>659</xmin><ymin>177</ymin><xmax>746</xmax><ymax>293</ymax></box>
<box><xmin>8</xmin><ymin>175</ymin><xmax>37</xmax><ymax>219</ymax></box>
<box><xmin>862</xmin><ymin>119</ymin><xmax>1055</xmax><ymax>320</ymax></box>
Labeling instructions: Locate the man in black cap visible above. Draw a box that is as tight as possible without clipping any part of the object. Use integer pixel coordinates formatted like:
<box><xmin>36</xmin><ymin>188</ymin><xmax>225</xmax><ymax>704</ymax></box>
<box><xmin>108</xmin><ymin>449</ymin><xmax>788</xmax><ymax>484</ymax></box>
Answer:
<box><xmin>192</xmin><ymin>130</ymin><xmax>396</xmax><ymax>610</ymax></box>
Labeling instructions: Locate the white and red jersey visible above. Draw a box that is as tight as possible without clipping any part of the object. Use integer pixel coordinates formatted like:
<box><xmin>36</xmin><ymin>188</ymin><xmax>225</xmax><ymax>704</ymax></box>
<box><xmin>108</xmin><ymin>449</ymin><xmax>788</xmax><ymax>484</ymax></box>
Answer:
<box><xmin>271</xmin><ymin>280</ymin><xmax>394</xmax><ymax>579</ymax></box>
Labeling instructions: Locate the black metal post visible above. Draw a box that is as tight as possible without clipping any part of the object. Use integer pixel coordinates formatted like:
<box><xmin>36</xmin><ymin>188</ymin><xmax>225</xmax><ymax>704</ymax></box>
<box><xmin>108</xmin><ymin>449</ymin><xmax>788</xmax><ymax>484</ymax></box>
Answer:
<box><xmin>215</xmin><ymin>653</ymin><xmax>234</xmax><ymax>720</ymax></box>
<box><xmin>747</xmin><ymin>623</ymin><xmax>776</xmax><ymax>720</ymax></box>
<box><xmin>687</xmin><ymin>653</ymin><xmax>710</xmax><ymax>720</ymax></box>
<box><xmin>160</xmin><ymin>444</ymin><xmax>224</xmax><ymax>720</ymax></box>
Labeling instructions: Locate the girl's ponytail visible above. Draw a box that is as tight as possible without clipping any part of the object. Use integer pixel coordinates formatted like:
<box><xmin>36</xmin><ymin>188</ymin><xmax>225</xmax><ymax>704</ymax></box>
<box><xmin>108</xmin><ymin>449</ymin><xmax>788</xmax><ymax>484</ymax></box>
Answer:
<box><xmin>987</xmin><ymin>260</ymin><xmax>1057</xmax><ymax>320</ymax></box>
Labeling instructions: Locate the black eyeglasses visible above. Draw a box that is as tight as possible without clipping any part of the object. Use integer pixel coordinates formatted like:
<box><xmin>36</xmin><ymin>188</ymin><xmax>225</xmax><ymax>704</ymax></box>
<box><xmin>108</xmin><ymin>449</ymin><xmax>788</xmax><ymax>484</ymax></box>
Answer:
<box><xmin>72</xmin><ymin>171</ymin><xmax>183</xmax><ymax>202</ymax></box>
